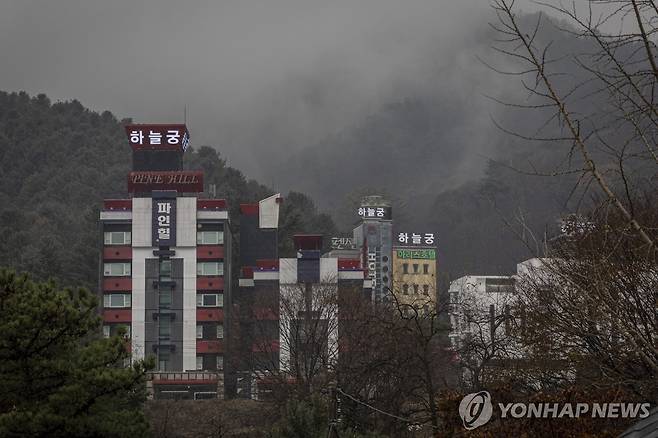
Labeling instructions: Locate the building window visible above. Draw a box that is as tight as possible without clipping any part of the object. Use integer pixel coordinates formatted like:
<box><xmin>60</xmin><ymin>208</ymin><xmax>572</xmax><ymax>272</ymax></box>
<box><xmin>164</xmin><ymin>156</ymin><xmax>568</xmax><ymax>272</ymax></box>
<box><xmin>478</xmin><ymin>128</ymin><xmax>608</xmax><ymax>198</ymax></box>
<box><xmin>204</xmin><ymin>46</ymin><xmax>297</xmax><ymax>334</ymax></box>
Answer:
<box><xmin>196</xmin><ymin>325</ymin><xmax>203</xmax><ymax>339</ymax></box>
<box><xmin>159</xmin><ymin>259</ymin><xmax>172</xmax><ymax>281</ymax></box>
<box><xmin>402</xmin><ymin>284</ymin><xmax>409</xmax><ymax>295</ymax></box>
<box><xmin>159</xmin><ymin>289</ymin><xmax>172</xmax><ymax>307</ymax></box>
<box><xmin>217</xmin><ymin>324</ymin><xmax>224</xmax><ymax>339</ymax></box>
<box><xmin>158</xmin><ymin>350</ymin><xmax>170</xmax><ymax>371</ymax></box>
<box><xmin>197</xmin><ymin>231</ymin><xmax>224</xmax><ymax>245</ymax></box>
<box><xmin>103</xmin><ymin>324</ymin><xmax>130</xmax><ymax>338</ymax></box>
<box><xmin>103</xmin><ymin>262</ymin><xmax>131</xmax><ymax>276</ymax></box>
<box><xmin>104</xmin><ymin>231</ymin><xmax>131</xmax><ymax>245</ymax></box>
<box><xmin>423</xmin><ymin>284</ymin><xmax>430</xmax><ymax>296</ymax></box>
<box><xmin>159</xmin><ymin>315</ymin><xmax>171</xmax><ymax>339</ymax></box>
<box><xmin>413</xmin><ymin>264</ymin><xmax>419</xmax><ymax>274</ymax></box>
<box><xmin>103</xmin><ymin>293</ymin><xmax>131</xmax><ymax>308</ymax></box>
<box><xmin>413</xmin><ymin>284</ymin><xmax>419</xmax><ymax>294</ymax></box>
<box><xmin>423</xmin><ymin>264</ymin><xmax>429</xmax><ymax>274</ymax></box>
<box><xmin>196</xmin><ymin>355</ymin><xmax>204</xmax><ymax>370</ymax></box>
<box><xmin>197</xmin><ymin>262</ymin><xmax>223</xmax><ymax>276</ymax></box>
<box><xmin>217</xmin><ymin>355</ymin><xmax>224</xmax><ymax>370</ymax></box>
<box><xmin>197</xmin><ymin>293</ymin><xmax>223</xmax><ymax>308</ymax></box>
<box><xmin>485</xmin><ymin>277</ymin><xmax>516</xmax><ymax>293</ymax></box>
<box><xmin>402</xmin><ymin>263</ymin><xmax>409</xmax><ymax>274</ymax></box>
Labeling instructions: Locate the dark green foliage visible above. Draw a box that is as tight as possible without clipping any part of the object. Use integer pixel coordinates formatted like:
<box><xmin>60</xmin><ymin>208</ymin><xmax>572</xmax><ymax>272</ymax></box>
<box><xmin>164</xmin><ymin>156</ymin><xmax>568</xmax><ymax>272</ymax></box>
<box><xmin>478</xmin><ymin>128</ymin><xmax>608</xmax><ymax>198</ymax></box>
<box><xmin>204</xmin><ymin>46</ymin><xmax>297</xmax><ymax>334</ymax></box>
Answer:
<box><xmin>0</xmin><ymin>91</ymin><xmax>336</xmax><ymax>289</ymax></box>
<box><xmin>0</xmin><ymin>268</ymin><xmax>153</xmax><ymax>437</ymax></box>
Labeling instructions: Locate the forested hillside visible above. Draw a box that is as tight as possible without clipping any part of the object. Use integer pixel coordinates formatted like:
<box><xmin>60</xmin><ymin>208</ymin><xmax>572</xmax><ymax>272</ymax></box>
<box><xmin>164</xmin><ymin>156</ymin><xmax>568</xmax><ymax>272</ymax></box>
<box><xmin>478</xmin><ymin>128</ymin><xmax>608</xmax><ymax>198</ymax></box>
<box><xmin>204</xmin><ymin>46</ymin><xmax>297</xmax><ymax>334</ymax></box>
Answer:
<box><xmin>0</xmin><ymin>91</ymin><xmax>335</xmax><ymax>290</ymax></box>
<box><xmin>273</xmin><ymin>13</ymin><xmax>649</xmax><ymax>277</ymax></box>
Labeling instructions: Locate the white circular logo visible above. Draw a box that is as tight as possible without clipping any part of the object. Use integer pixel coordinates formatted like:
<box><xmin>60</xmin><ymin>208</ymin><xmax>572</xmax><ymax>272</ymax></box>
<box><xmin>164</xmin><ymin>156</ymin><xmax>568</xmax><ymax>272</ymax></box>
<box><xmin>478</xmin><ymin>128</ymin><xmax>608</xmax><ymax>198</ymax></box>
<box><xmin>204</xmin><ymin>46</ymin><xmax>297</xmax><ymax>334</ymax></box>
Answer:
<box><xmin>459</xmin><ymin>391</ymin><xmax>493</xmax><ymax>430</ymax></box>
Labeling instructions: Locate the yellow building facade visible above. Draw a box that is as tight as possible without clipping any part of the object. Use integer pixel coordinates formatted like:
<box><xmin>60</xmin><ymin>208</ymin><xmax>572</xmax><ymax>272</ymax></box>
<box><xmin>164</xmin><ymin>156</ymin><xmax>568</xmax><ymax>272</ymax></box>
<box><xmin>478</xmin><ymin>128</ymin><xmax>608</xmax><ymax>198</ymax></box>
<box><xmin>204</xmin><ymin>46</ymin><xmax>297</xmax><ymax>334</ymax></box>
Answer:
<box><xmin>391</xmin><ymin>246</ymin><xmax>437</xmax><ymax>314</ymax></box>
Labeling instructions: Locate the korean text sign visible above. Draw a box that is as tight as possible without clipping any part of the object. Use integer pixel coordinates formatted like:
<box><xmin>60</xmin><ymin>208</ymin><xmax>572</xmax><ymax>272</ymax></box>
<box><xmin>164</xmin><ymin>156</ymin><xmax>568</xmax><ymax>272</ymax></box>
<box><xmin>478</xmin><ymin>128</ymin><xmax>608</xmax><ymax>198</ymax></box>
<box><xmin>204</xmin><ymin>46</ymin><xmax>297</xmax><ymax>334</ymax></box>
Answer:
<box><xmin>152</xmin><ymin>197</ymin><xmax>177</xmax><ymax>246</ymax></box>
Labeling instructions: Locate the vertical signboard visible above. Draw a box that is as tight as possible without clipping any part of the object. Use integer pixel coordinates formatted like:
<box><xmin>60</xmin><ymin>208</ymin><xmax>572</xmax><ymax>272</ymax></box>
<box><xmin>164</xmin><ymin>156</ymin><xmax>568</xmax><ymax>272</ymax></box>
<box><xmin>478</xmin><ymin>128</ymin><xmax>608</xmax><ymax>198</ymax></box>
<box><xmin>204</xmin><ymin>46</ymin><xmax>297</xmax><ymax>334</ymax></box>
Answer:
<box><xmin>152</xmin><ymin>193</ymin><xmax>177</xmax><ymax>247</ymax></box>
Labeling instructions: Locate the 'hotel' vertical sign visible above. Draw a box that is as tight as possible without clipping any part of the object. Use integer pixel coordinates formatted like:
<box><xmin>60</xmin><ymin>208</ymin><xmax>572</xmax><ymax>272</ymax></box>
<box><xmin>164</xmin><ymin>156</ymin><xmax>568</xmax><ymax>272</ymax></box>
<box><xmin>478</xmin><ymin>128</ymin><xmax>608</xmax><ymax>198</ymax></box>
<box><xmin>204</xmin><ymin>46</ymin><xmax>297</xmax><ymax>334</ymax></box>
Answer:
<box><xmin>152</xmin><ymin>191</ymin><xmax>177</xmax><ymax>247</ymax></box>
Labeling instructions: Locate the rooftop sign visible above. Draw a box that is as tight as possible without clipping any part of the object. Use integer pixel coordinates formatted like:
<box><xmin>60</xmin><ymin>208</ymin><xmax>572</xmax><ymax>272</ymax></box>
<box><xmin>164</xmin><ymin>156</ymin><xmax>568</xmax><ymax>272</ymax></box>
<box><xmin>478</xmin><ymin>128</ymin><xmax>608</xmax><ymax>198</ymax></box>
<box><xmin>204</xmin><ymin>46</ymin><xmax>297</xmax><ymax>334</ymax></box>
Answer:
<box><xmin>125</xmin><ymin>124</ymin><xmax>190</xmax><ymax>151</ymax></box>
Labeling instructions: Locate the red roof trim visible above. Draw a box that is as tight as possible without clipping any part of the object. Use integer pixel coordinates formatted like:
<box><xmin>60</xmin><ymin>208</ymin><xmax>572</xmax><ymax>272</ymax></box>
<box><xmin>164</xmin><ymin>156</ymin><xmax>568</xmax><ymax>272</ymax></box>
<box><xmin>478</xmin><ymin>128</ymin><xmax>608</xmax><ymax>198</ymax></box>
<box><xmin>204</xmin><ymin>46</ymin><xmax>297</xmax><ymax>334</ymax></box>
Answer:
<box><xmin>240</xmin><ymin>204</ymin><xmax>259</xmax><ymax>215</ymax></box>
<box><xmin>103</xmin><ymin>199</ymin><xmax>132</xmax><ymax>211</ymax></box>
<box><xmin>198</xmin><ymin>199</ymin><xmax>228</xmax><ymax>210</ymax></box>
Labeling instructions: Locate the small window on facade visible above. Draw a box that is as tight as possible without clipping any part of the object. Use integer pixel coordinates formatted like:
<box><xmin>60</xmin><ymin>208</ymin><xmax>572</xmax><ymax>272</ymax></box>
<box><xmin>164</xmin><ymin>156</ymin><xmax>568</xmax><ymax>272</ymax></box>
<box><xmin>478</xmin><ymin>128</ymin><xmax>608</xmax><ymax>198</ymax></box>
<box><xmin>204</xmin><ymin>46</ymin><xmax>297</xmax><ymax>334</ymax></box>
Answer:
<box><xmin>423</xmin><ymin>264</ymin><xmax>429</xmax><ymax>274</ymax></box>
<box><xmin>104</xmin><ymin>231</ymin><xmax>131</xmax><ymax>245</ymax></box>
<box><xmin>413</xmin><ymin>284</ymin><xmax>419</xmax><ymax>294</ymax></box>
<box><xmin>423</xmin><ymin>284</ymin><xmax>430</xmax><ymax>296</ymax></box>
<box><xmin>197</xmin><ymin>262</ymin><xmax>223</xmax><ymax>276</ymax></box>
<box><xmin>196</xmin><ymin>325</ymin><xmax>203</xmax><ymax>339</ymax></box>
<box><xmin>402</xmin><ymin>284</ymin><xmax>409</xmax><ymax>295</ymax></box>
<box><xmin>197</xmin><ymin>231</ymin><xmax>224</xmax><ymax>245</ymax></box>
<box><xmin>196</xmin><ymin>355</ymin><xmax>203</xmax><ymax>370</ymax></box>
<box><xmin>104</xmin><ymin>263</ymin><xmax>131</xmax><ymax>276</ymax></box>
<box><xmin>413</xmin><ymin>264</ymin><xmax>419</xmax><ymax>274</ymax></box>
<box><xmin>403</xmin><ymin>263</ymin><xmax>409</xmax><ymax>274</ymax></box>
<box><xmin>216</xmin><ymin>355</ymin><xmax>224</xmax><ymax>370</ymax></box>
<box><xmin>102</xmin><ymin>325</ymin><xmax>110</xmax><ymax>338</ymax></box>
<box><xmin>159</xmin><ymin>290</ymin><xmax>172</xmax><ymax>307</ymax></box>
<box><xmin>104</xmin><ymin>293</ymin><xmax>131</xmax><ymax>308</ymax></box>
<box><xmin>159</xmin><ymin>315</ymin><xmax>171</xmax><ymax>339</ymax></box>
<box><xmin>159</xmin><ymin>259</ymin><xmax>172</xmax><ymax>281</ymax></box>
<box><xmin>197</xmin><ymin>294</ymin><xmax>223</xmax><ymax>307</ymax></box>
<box><xmin>217</xmin><ymin>324</ymin><xmax>224</xmax><ymax>339</ymax></box>
<box><xmin>158</xmin><ymin>350</ymin><xmax>170</xmax><ymax>371</ymax></box>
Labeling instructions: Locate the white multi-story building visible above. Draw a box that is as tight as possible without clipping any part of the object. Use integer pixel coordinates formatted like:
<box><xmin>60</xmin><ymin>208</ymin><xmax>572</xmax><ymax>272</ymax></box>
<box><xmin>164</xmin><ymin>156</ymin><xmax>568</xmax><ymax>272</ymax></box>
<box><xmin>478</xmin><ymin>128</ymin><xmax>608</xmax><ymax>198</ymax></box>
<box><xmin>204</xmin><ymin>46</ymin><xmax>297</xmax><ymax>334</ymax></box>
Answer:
<box><xmin>448</xmin><ymin>275</ymin><xmax>516</xmax><ymax>352</ymax></box>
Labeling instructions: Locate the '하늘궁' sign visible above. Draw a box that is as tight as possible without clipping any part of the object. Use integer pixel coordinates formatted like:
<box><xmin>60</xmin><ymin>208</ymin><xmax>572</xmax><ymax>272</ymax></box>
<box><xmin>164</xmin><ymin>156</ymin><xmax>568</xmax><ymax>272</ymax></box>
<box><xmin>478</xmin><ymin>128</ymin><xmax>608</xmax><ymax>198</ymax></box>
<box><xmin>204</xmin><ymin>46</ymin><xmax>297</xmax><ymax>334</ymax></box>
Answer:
<box><xmin>125</xmin><ymin>124</ymin><xmax>190</xmax><ymax>151</ymax></box>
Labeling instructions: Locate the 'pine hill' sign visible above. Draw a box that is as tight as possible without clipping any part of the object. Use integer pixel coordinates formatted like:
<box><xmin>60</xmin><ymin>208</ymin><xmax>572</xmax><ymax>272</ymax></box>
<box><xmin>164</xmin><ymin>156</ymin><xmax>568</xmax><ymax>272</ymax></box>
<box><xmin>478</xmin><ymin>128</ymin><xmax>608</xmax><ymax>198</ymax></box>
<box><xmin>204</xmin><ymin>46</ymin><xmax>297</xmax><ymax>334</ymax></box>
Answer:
<box><xmin>128</xmin><ymin>171</ymin><xmax>204</xmax><ymax>193</ymax></box>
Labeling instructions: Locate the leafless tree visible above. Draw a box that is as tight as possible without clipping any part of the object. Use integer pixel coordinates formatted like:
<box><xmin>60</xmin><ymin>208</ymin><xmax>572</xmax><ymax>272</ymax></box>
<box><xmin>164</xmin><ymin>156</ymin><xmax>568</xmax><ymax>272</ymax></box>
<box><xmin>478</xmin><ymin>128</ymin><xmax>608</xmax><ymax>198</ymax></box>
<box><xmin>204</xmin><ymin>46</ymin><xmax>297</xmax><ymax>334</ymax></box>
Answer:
<box><xmin>490</xmin><ymin>0</ymin><xmax>657</xmax><ymax>249</ymax></box>
<box><xmin>246</xmin><ymin>276</ymin><xmax>345</xmax><ymax>399</ymax></box>
<box><xmin>513</xmin><ymin>200</ymin><xmax>658</xmax><ymax>401</ymax></box>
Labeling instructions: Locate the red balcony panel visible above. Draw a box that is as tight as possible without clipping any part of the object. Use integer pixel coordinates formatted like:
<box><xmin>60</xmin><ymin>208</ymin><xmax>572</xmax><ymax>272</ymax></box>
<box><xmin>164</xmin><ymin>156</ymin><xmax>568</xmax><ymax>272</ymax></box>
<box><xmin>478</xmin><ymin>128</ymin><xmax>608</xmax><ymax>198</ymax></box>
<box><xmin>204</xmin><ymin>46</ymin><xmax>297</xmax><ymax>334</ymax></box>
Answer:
<box><xmin>125</xmin><ymin>340</ymin><xmax>132</xmax><ymax>353</ymax></box>
<box><xmin>197</xmin><ymin>277</ymin><xmax>224</xmax><ymax>291</ymax></box>
<box><xmin>338</xmin><ymin>259</ymin><xmax>361</xmax><ymax>270</ymax></box>
<box><xmin>198</xmin><ymin>199</ymin><xmax>227</xmax><ymax>210</ymax></box>
<box><xmin>256</xmin><ymin>259</ymin><xmax>278</xmax><ymax>270</ymax></box>
<box><xmin>252</xmin><ymin>307</ymin><xmax>278</xmax><ymax>320</ymax></box>
<box><xmin>103</xmin><ymin>246</ymin><xmax>133</xmax><ymax>260</ymax></box>
<box><xmin>154</xmin><ymin>379</ymin><xmax>219</xmax><ymax>385</ymax></box>
<box><xmin>241</xmin><ymin>267</ymin><xmax>254</xmax><ymax>279</ymax></box>
<box><xmin>196</xmin><ymin>340</ymin><xmax>223</xmax><ymax>354</ymax></box>
<box><xmin>103</xmin><ymin>199</ymin><xmax>132</xmax><ymax>211</ymax></box>
<box><xmin>196</xmin><ymin>308</ymin><xmax>224</xmax><ymax>322</ymax></box>
<box><xmin>197</xmin><ymin>246</ymin><xmax>224</xmax><ymax>260</ymax></box>
<box><xmin>103</xmin><ymin>309</ymin><xmax>131</xmax><ymax>323</ymax></box>
<box><xmin>252</xmin><ymin>340</ymin><xmax>280</xmax><ymax>353</ymax></box>
<box><xmin>103</xmin><ymin>278</ymin><xmax>132</xmax><ymax>291</ymax></box>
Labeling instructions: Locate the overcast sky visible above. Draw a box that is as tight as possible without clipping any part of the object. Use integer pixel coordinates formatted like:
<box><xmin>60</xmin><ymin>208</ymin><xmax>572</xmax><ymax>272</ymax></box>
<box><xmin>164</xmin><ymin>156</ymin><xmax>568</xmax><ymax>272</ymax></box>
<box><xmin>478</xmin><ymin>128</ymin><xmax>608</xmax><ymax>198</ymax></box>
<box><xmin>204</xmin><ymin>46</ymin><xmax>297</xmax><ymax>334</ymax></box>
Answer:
<box><xmin>1</xmin><ymin>0</ymin><xmax>615</xmax><ymax>184</ymax></box>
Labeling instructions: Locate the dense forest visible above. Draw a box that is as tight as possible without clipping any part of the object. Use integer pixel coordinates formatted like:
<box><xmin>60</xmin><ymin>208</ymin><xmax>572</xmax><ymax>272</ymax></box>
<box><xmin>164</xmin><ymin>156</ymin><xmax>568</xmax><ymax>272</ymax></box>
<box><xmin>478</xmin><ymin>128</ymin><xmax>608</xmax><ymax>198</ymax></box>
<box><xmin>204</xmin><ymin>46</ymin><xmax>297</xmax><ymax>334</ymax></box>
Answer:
<box><xmin>0</xmin><ymin>91</ymin><xmax>336</xmax><ymax>291</ymax></box>
<box><xmin>1</xmin><ymin>13</ymin><xmax>647</xmax><ymax>286</ymax></box>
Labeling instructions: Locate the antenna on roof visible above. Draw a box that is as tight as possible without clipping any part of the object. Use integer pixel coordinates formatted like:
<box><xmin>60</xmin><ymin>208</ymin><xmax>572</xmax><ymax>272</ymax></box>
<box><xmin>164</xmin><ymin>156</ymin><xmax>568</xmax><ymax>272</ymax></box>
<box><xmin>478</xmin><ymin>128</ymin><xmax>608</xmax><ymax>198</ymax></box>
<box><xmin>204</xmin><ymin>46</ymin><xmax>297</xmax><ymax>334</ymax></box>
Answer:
<box><xmin>184</xmin><ymin>104</ymin><xmax>187</xmax><ymax>124</ymax></box>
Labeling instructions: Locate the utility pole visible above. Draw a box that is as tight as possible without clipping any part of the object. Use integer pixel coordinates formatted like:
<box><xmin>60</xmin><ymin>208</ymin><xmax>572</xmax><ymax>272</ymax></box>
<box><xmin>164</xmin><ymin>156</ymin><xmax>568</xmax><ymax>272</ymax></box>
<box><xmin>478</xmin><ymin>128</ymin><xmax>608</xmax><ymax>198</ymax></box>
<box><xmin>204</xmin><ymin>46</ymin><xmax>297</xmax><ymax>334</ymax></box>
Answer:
<box><xmin>326</xmin><ymin>381</ymin><xmax>340</xmax><ymax>438</ymax></box>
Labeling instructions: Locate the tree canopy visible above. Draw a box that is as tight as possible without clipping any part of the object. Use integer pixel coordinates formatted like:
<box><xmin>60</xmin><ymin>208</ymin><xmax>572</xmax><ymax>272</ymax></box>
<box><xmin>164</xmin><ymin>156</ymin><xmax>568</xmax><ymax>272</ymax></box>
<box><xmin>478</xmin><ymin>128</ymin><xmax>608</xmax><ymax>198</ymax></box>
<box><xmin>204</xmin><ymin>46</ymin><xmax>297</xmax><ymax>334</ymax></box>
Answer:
<box><xmin>0</xmin><ymin>268</ymin><xmax>152</xmax><ymax>437</ymax></box>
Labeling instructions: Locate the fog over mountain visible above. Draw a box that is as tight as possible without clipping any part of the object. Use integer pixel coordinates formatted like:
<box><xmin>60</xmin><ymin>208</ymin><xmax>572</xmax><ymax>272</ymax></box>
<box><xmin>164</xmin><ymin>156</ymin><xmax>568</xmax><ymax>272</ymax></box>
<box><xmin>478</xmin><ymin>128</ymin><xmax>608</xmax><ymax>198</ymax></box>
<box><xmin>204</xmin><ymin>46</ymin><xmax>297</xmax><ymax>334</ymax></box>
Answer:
<box><xmin>1</xmin><ymin>0</ymin><xmax>622</xmax><ymax>275</ymax></box>
<box><xmin>0</xmin><ymin>1</ymin><xmax>525</xmax><ymax>179</ymax></box>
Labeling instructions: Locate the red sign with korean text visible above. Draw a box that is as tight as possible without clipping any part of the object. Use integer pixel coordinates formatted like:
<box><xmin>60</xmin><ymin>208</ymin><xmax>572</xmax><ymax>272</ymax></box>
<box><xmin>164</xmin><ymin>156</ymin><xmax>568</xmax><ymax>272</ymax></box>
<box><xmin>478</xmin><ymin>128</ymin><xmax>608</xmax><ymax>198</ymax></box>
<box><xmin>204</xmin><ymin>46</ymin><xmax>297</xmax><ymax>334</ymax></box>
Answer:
<box><xmin>127</xmin><ymin>171</ymin><xmax>204</xmax><ymax>193</ymax></box>
<box><xmin>125</xmin><ymin>124</ymin><xmax>190</xmax><ymax>151</ymax></box>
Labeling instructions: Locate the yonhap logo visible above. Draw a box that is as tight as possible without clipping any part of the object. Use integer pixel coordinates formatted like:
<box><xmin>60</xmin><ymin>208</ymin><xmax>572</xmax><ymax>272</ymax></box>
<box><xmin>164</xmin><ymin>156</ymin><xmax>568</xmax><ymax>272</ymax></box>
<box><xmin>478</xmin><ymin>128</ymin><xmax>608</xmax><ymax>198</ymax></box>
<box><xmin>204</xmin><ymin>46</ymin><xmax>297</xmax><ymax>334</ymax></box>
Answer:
<box><xmin>459</xmin><ymin>391</ymin><xmax>493</xmax><ymax>430</ymax></box>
